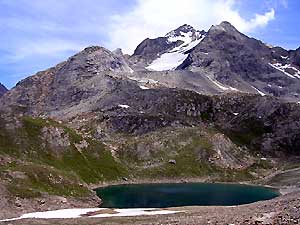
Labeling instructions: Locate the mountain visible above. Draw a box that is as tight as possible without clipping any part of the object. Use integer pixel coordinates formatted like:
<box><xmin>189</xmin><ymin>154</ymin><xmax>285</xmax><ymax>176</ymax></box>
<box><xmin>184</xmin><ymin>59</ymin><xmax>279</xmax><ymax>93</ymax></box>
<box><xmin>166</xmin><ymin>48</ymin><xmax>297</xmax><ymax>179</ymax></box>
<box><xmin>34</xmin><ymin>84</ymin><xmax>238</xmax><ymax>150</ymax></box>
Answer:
<box><xmin>129</xmin><ymin>22</ymin><xmax>300</xmax><ymax>102</ymax></box>
<box><xmin>0</xmin><ymin>21</ymin><xmax>300</xmax><ymax>219</ymax></box>
<box><xmin>1</xmin><ymin>46</ymin><xmax>137</xmax><ymax>118</ymax></box>
<box><xmin>130</xmin><ymin>24</ymin><xmax>206</xmax><ymax>71</ymax></box>
<box><xmin>1</xmin><ymin>21</ymin><xmax>300</xmax><ymax>159</ymax></box>
<box><xmin>0</xmin><ymin>83</ymin><xmax>8</xmax><ymax>97</ymax></box>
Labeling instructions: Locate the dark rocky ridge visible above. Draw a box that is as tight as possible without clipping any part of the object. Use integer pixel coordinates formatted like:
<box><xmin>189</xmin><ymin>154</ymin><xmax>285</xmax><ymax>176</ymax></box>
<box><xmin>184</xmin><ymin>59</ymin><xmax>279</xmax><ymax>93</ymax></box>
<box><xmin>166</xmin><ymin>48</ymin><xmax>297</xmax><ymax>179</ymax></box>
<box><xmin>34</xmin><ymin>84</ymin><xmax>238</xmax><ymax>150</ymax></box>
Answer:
<box><xmin>0</xmin><ymin>83</ymin><xmax>8</xmax><ymax>97</ymax></box>
<box><xmin>290</xmin><ymin>47</ymin><xmax>300</xmax><ymax>67</ymax></box>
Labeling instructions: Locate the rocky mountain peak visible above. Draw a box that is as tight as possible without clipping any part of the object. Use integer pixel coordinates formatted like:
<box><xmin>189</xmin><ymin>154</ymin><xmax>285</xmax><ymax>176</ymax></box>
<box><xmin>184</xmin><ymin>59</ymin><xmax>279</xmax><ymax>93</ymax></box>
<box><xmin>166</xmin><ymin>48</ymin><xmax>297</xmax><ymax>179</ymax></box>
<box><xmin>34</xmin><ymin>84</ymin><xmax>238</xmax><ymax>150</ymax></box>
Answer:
<box><xmin>68</xmin><ymin>45</ymin><xmax>133</xmax><ymax>74</ymax></box>
<box><xmin>207</xmin><ymin>21</ymin><xmax>242</xmax><ymax>38</ymax></box>
<box><xmin>0</xmin><ymin>83</ymin><xmax>8</xmax><ymax>97</ymax></box>
<box><xmin>219</xmin><ymin>21</ymin><xmax>236</xmax><ymax>28</ymax></box>
<box><xmin>165</xmin><ymin>24</ymin><xmax>205</xmax><ymax>42</ymax></box>
<box><xmin>76</xmin><ymin>46</ymin><xmax>103</xmax><ymax>55</ymax></box>
<box><xmin>113</xmin><ymin>48</ymin><xmax>124</xmax><ymax>56</ymax></box>
<box><xmin>166</xmin><ymin>24</ymin><xmax>195</xmax><ymax>35</ymax></box>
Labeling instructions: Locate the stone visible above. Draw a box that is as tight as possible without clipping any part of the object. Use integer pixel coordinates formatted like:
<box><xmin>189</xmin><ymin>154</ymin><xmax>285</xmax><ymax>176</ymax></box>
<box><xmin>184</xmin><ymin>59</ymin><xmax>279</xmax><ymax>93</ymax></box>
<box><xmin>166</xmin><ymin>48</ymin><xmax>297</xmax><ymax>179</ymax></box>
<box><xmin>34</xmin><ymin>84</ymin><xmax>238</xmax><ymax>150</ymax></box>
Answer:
<box><xmin>15</xmin><ymin>198</ymin><xmax>22</xmax><ymax>207</ymax></box>
<box><xmin>38</xmin><ymin>199</ymin><xmax>46</xmax><ymax>205</ymax></box>
<box><xmin>168</xmin><ymin>159</ymin><xmax>176</xmax><ymax>165</ymax></box>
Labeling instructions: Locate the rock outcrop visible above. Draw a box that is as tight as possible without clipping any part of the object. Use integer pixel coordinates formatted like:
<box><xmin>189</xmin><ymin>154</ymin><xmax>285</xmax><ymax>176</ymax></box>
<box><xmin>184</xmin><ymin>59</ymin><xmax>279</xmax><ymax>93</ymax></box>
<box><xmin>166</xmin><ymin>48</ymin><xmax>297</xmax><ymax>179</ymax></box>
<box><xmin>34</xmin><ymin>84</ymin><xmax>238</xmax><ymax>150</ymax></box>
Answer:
<box><xmin>0</xmin><ymin>83</ymin><xmax>8</xmax><ymax>97</ymax></box>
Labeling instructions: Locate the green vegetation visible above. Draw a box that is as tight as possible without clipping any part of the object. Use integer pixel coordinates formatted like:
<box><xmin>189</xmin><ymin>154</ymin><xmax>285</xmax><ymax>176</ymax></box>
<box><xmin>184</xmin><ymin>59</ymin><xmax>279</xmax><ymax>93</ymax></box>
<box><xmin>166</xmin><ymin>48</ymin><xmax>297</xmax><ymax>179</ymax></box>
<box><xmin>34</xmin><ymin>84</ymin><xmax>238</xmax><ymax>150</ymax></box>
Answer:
<box><xmin>217</xmin><ymin>168</ymin><xmax>254</xmax><ymax>182</ymax></box>
<box><xmin>223</xmin><ymin>118</ymin><xmax>271</xmax><ymax>147</ymax></box>
<box><xmin>0</xmin><ymin>116</ymin><xmax>128</xmax><ymax>199</ymax></box>
<box><xmin>59</xmin><ymin>141</ymin><xmax>128</xmax><ymax>183</ymax></box>
<box><xmin>5</xmin><ymin>163</ymin><xmax>91</xmax><ymax>198</ymax></box>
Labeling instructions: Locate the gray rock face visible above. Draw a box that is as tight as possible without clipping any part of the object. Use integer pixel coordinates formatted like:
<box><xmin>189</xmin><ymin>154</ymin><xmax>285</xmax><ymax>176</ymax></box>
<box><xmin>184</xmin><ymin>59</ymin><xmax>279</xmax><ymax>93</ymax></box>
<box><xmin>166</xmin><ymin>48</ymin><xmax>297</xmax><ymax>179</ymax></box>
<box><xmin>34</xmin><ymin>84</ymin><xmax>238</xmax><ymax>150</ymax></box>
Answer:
<box><xmin>0</xmin><ymin>83</ymin><xmax>8</xmax><ymax>97</ymax></box>
<box><xmin>133</xmin><ymin>37</ymin><xmax>176</xmax><ymax>59</ymax></box>
<box><xmin>290</xmin><ymin>47</ymin><xmax>300</xmax><ymax>67</ymax></box>
<box><xmin>183</xmin><ymin>21</ymin><xmax>273</xmax><ymax>77</ymax></box>
<box><xmin>178</xmin><ymin>22</ymin><xmax>300</xmax><ymax>101</ymax></box>
<box><xmin>0</xmin><ymin>46</ymin><xmax>137</xmax><ymax>118</ymax></box>
<box><xmin>211</xmin><ymin>94</ymin><xmax>300</xmax><ymax>156</ymax></box>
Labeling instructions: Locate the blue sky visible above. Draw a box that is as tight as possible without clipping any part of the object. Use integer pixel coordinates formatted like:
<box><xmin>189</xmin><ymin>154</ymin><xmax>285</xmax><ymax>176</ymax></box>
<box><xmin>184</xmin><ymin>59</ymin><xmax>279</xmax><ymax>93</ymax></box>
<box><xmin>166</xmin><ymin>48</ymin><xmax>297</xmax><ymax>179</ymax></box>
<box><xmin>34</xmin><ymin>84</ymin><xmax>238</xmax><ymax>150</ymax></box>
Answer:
<box><xmin>0</xmin><ymin>0</ymin><xmax>299</xmax><ymax>88</ymax></box>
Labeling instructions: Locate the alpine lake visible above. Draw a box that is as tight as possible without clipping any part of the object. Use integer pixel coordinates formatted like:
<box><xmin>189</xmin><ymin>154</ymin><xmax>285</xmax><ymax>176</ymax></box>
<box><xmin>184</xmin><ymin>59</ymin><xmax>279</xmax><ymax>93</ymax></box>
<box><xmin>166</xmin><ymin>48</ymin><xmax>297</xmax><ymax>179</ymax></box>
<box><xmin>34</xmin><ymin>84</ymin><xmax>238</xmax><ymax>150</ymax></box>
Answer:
<box><xmin>95</xmin><ymin>183</ymin><xmax>280</xmax><ymax>208</ymax></box>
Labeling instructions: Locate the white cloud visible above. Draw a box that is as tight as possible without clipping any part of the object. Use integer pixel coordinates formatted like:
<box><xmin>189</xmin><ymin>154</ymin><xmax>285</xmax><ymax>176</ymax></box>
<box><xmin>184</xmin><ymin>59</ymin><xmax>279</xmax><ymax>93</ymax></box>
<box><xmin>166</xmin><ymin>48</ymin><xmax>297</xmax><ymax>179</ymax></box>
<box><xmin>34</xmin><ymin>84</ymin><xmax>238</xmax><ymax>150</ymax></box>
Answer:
<box><xmin>107</xmin><ymin>0</ymin><xmax>275</xmax><ymax>54</ymax></box>
<box><xmin>11</xmin><ymin>39</ymin><xmax>86</xmax><ymax>61</ymax></box>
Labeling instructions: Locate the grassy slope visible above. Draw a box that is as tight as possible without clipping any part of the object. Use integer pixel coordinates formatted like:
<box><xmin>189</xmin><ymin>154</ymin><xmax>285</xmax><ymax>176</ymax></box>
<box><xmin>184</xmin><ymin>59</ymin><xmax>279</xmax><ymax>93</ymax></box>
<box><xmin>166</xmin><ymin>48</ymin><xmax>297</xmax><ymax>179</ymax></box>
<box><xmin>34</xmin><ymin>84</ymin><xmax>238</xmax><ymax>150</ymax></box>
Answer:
<box><xmin>0</xmin><ymin>116</ymin><xmax>127</xmax><ymax>198</ymax></box>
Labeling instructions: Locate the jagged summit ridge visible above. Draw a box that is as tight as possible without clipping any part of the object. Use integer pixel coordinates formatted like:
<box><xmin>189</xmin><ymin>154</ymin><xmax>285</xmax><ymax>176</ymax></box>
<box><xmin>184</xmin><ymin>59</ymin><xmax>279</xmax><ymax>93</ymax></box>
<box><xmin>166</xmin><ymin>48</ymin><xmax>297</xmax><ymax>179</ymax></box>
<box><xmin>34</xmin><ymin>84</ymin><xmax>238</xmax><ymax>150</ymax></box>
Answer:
<box><xmin>210</xmin><ymin>21</ymin><xmax>239</xmax><ymax>32</ymax></box>
<box><xmin>0</xmin><ymin>83</ymin><xmax>8</xmax><ymax>97</ymax></box>
<box><xmin>166</xmin><ymin>24</ymin><xmax>205</xmax><ymax>42</ymax></box>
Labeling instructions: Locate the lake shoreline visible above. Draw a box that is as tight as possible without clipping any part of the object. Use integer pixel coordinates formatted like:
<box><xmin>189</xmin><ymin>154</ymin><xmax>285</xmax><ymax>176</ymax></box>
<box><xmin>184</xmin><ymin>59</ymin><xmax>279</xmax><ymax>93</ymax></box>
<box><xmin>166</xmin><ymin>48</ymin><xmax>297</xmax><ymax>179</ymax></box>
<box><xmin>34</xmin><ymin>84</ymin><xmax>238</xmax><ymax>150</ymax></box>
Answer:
<box><xmin>89</xmin><ymin>167</ymin><xmax>300</xmax><ymax>196</ymax></box>
<box><xmin>89</xmin><ymin>177</ymin><xmax>281</xmax><ymax>195</ymax></box>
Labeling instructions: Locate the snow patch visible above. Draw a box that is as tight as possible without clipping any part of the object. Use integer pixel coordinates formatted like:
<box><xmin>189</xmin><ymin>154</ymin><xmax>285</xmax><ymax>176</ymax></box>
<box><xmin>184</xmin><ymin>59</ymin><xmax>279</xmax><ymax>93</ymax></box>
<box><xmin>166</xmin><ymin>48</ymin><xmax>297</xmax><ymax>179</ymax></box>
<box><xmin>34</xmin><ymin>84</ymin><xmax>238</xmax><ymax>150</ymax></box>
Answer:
<box><xmin>251</xmin><ymin>86</ymin><xmax>266</xmax><ymax>96</ymax></box>
<box><xmin>206</xmin><ymin>76</ymin><xmax>229</xmax><ymax>91</ymax></box>
<box><xmin>91</xmin><ymin>208</ymin><xmax>181</xmax><ymax>218</ymax></box>
<box><xmin>229</xmin><ymin>86</ymin><xmax>239</xmax><ymax>92</ymax></box>
<box><xmin>146</xmin><ymin>32</ymin><xmax>205</xmax><ymax>71</ymax></box>
<box><xmin>1</xmin><ymin>208</ymin><xmax>183</xmax><ymax>222</ymax></box>
<box><xmin>128</xmin><ymin>77</ymin><xmax>158</xmax><ymax>84</ymax></box>
<box><xmin>269</xmin><ymin>63</ymin><xmax>300</xmax><ymax>79</ymax></box>
<box><xmin>139</xmin><ymin>85</ymin><xmax>150</xmax><ymax>90</ymax></box>
<box><xmin>233</xmin><ymin>113</ymin><xmax>239</xmax><ymax>116</ymax></box>
<box><xmin>118</xmin><ymin>104</ymin><xmax>130</xmax><ymax>109</ymax></box>
<box><xmin>146</xmin><ymin>51</ymin><xmax>189</xmax><ymax>71</ymax></box>
<box><xmin>206</xmin><ymin>76</ymin><xmax>239</xmax><ymax>92</ymax></box>
<box><xmin>1</xmin><ymin>208</ymin><xmax>101</xmax><ymax>221</ymax></box>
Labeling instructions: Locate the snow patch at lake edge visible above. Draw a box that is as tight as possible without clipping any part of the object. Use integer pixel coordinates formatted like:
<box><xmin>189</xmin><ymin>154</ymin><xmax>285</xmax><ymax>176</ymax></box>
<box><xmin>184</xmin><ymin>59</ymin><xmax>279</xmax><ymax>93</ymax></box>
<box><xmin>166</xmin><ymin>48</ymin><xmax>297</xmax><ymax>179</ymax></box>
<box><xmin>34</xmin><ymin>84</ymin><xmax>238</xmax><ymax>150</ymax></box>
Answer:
<box><xmin>0</xmin><ymin>208</ymin><xmax>184</xmax><ymax>222</ymax></box>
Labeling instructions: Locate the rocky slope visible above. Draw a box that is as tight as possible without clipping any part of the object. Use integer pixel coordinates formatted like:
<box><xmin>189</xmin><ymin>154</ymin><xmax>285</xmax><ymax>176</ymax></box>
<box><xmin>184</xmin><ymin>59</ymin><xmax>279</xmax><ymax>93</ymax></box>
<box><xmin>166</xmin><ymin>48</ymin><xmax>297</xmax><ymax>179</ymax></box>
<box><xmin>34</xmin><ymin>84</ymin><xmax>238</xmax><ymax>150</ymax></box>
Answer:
<box><xmin>0</xmin><ymin>83</ymin><xmax>8</xmax><ymax>97</ymax></box>
<box><xmin>0</xmin><ymin>46</ymin><xmax>137</xmax><ymax>118</ymax></box>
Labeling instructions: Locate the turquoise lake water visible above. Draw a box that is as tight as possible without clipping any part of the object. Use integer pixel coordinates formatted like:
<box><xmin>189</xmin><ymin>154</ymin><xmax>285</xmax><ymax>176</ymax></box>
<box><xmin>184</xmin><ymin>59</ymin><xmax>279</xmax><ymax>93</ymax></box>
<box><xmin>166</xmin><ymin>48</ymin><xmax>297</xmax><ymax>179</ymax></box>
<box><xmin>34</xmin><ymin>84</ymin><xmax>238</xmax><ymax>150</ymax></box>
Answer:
<box><xmin>95</xmin><ymin>183</ymin><xmax>279</xmax><ymax>208</ymax></box>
